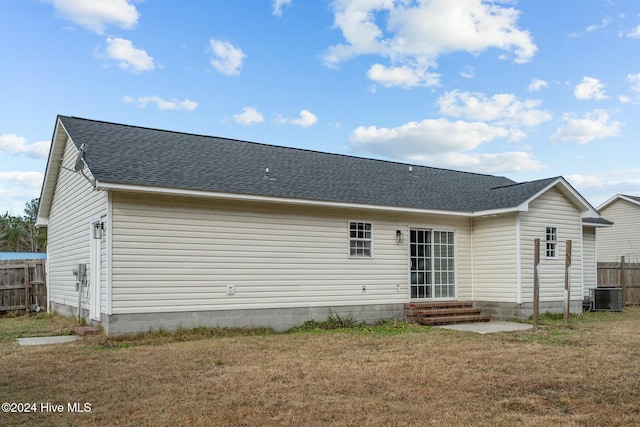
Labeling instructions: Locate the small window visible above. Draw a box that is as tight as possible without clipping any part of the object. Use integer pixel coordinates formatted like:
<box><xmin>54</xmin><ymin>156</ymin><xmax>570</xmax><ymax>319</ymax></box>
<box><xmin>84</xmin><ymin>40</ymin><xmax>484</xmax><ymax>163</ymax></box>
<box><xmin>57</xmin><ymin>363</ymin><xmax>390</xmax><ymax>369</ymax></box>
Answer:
<box><xmin>545</xmin><ymin>226</ymin><xmax>557</xmax><ymax>258</ymax></box>
<box><xmin>349</xmin><ymin>221</ymin><xmax>372</xmax><ymax>257</ymax></box>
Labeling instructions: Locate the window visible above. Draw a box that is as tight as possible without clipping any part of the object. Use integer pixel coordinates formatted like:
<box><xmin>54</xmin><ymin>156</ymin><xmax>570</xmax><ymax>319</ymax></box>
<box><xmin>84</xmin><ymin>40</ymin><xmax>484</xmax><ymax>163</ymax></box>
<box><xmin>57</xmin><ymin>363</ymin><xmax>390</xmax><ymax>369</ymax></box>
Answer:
<box><xmin>349</xmin><ymin>221</ymin><xmax>372</xmax><ymax>257</ymax></box>
<box><xmin>545</xmin><ymin>226</ymin><xmax>557</xmax><ymax>258</ymax></box>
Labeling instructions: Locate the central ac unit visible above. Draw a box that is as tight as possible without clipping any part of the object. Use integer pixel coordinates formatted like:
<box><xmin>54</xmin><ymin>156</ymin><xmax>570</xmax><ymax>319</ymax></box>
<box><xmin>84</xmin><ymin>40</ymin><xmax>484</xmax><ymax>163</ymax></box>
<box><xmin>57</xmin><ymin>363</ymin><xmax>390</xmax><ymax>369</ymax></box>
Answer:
<box><xmin>590</xmin><ymin>287</ymin><xmax>623</xmax><ymax>312</ymax></box>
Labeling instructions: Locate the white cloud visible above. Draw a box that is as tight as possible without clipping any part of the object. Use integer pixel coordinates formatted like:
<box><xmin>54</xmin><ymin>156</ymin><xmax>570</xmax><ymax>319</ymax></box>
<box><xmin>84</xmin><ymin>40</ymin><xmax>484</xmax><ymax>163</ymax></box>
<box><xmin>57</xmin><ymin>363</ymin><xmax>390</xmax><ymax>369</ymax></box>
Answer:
<box><xmin>460</xmin><ymin>66</ymin><xmax>475</xmax><ymax>79</ymax></box>
<box><xmin>437</xmin><ymin>90</ymin><xmax>552</xmax><ymax>128</ymax></box>
<box><xmin>528</xmin><ymin>78</ymin><xmax>548</xmax><ymax>92</ymax></box>
<box><xmin>233</xmin><ymin>107</ymin><xmax>265</xmax><ymax>125</ymax></box>
<box><xmin>105</xmin><ymin>37</ymin><xmax>154</xmax><ymax>73</ymax></box>
<box><xmin>209</xmin><ymin>39</ymin><xmax>245</xmax><ymax>76</ymax></box>
<box><xmin>566</xmin><ymin>170</ymin><xmax>640</xmax><ymax>207</ymax></box>
<box><xmin>350</xmin><ymin>118</ymin><xmax>510</xmax><ymax>156</ymax></box>
<box><xmin>0</xmin><ymin>171</ymin><xmax>43</xmax><ymax>189</ymax></box>
<box><xmin>349</xmin><ymin>118</ymin><xmax>543</xmax><ymax>173</ymax></box>
<box><xmin>627</xmin><ymin>24</ymin><xmax>640</xmax><ymax>39</ymax></box>
<box><xmin>619</xmin><ymin>95</ymin><xmax>631</xmax><ymax>104</ymax></box>
<box><xmin>550</xmin><ymin>109</ymin><xmax>622</xmax><ymax>144</ymax></box>
<box><xmin>574</xmin><ymin>76</ymin><xmax>608</xmax><ymax>100</ymax></box>
<box><xmin>123</xmin><ymin>96</ymin><xmax>198</xmax><ymax>111</ymax></box>
<box><xmin>0</xmin><ymin>172</ymin><xmax>45</xmax><ymax>214</ymax></box>
<box><xmin>415</xmin><ymin>151</ymin><xmax>545</xmax><ymax>173</ymax></box>
<box><xmin>323</xmin><ymin>0</ymin><xmax>536</xmax><ymax>86</ymax></box>
<box><xmin>586</xmin><ymin>17</ymin><xmax>611</xmax><ymax>33</ymax></box>
<box><xmin>0</xmin><ymin>134</ymin><xmax>50</xmax><ymax>159</ymax></box>
<box><xmin>367</xmin><ymin>64</ymin><xmax>440</xmax><ymax>88</ymax></box>
<box><xmin>272</xmin><ymin>0</ymin><xmax>292</xmax><ymax>16</ymax></box>
<box><xmin>47</xmin><ymin>0</ymin><xmax>139</xmax><ymax>34</ymax></box>
<box><xmin>289</xmin><ymin>110</ymin><xmax>318</xmax><ymax>127</ymax></box>
<box><xmin>626</xmin><ymin>73</ymin><xmax>640</xmax><ymax>93</ymax></box>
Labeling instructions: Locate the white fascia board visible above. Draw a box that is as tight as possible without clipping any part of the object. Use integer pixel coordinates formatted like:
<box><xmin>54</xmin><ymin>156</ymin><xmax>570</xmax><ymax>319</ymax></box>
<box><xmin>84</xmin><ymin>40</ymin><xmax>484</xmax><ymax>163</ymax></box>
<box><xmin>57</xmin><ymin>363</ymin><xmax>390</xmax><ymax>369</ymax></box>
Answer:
<box><xmin>599</xmin><ymin>194</ymin><xmax>640</xmax><ymax>211</ymax></box>
<box><xmin>597</xmin><ymin>194</ymin><xmax>620</xmax><ymax>211</ymax></box>
<box><xmin>524</xmin><ymin>177</ymin><xmax>600</xmax><ymax>218</ymax></box>
<box><xmin>36</xmin><ymin>117</ymin><xmax>69</xmax><ymax>227</ymax></box>
<box><xmin>95</xmin><ymin>181</ymin><xmax>477</xmax><ymax>217</ymax></box>
<box><xmin>582</xmin><ymin>221</ymin><xmax>613</xmax><ymax>228</ymax></box>
<box><xmin>472</xmin><ymin>205</ymin><xmax>527</xmax><ymax>217</ymax></box>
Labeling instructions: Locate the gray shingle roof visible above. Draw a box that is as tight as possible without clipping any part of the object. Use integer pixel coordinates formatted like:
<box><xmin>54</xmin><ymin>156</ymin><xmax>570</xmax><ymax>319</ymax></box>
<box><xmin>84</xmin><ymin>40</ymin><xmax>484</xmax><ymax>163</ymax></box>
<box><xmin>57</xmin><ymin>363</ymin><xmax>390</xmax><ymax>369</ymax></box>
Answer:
<box><xmin>621</xmin><ymin>194</ymin><xmax>640</xmax><ymax>203</ymax></box>
<box><xmin>582</xmin><ymin>217</ymin><xmax>614</xmax><ymax>226</ymax></box>
<box><xmin>58</xmin><ymin>115</ymin><xmax>560</xmax><ymax>213</ymax></box>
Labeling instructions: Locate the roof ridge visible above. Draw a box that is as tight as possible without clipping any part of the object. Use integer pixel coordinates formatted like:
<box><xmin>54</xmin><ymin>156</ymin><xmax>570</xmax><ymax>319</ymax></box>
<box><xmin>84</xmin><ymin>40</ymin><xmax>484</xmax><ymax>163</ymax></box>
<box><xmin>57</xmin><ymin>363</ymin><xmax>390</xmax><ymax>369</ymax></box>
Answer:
<box><xmin>60</xmin><ymin>115</ymin><xmax>512</xmax><ymax>180</ymax></box>
<box><xmin>489</xmin><ymin>176</ymin><xmax>559</xmax><ymax>190</ymax></box>
<box><xmin>620</xmin><ymin>194</ymin><xmax>640</xmax><ymax>200</ymax></box>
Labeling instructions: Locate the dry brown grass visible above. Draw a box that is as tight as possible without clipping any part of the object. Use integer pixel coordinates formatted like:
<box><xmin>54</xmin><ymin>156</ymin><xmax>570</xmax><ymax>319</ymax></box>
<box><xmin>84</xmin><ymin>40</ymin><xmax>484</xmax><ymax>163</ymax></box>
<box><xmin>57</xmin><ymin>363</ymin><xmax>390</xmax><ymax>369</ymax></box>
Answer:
<box><xmin>1</xmin><ymin>309</ymin><xmax>640</xmax><ymax>427</ymax></box>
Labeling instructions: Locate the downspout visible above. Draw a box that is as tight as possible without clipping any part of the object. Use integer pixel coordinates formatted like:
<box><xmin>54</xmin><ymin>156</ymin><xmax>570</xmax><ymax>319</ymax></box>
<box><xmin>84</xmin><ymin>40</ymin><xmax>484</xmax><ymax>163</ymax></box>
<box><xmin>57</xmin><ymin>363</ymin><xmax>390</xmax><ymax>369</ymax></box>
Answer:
<box><xmin>580</xmin><ymin>227</ymin><xmax>584</xmax><ymax>301</ymax></box>
<box><xmin>106</xmin><ymin>191</ymin><xmax>113</xmax><ymax>316</ymax></box>
<box><xmin>45</xmin><ymin>244</ymin><xmax>51</xmax><ymax>312</ymax></box>
<box><xmin>516</xmin><ymin>212</ymin><xmax>522</xmax><ymax>304</ymax></box>
<box><xmin>470</xmin><ymin>217</ymin><xmax>474</xmax><ymax>301</ymax></box>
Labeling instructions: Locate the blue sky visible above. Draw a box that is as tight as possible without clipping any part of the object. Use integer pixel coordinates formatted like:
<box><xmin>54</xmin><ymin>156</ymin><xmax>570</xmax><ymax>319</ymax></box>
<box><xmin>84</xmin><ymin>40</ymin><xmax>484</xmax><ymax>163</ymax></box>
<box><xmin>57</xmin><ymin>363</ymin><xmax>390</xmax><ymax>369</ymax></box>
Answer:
<box><xmin>1</xmin><ymin>0</ymin><xmax>639</xmax><ymax>215</ymax></box>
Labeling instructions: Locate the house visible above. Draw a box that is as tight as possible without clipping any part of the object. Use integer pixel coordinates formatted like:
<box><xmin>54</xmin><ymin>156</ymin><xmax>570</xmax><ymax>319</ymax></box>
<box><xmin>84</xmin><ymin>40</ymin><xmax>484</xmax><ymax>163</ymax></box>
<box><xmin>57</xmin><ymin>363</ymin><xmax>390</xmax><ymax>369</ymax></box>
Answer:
<box><xmin>37</xmin><ymin>116</ymin><xmax>609</xmax><ymax>334</ymax></box>
<box><xmin>596</xmin><ymin>194</ymin><xmax>640</xmax><ymax>263</ymax></box>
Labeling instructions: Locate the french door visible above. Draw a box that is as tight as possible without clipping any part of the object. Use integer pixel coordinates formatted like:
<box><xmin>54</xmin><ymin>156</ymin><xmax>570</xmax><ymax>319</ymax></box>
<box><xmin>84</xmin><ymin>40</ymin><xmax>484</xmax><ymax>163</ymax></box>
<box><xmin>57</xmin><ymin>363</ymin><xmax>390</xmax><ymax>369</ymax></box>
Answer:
<box><xmin>410</xmin><ymin>229</ymin><xmax>456</xmax><ymax>300</ymax></box>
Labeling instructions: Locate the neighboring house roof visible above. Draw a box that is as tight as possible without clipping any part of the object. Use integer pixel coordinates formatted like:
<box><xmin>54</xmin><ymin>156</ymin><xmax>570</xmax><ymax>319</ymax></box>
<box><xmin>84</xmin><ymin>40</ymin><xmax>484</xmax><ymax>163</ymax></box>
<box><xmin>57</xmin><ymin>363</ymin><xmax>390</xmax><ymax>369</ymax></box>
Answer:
<box><xmin>0</xmin><ymin>252</ymin><xmax>47</xmax><ymax>261</ymax></box>
<box><xmin>37</xmin><ymin>115</ymin><xmax>603</xmax><ymax>225</ymax></box>
<box><xmin>598</xmin><ymin>194</ymin><xmax>640</xmax><ymax>211</ymax></box>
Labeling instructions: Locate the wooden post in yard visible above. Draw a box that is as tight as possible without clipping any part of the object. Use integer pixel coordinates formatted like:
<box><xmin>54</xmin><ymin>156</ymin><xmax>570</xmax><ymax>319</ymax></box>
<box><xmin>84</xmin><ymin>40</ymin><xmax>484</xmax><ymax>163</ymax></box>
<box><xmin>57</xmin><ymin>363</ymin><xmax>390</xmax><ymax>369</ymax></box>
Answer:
<box><xmin>564</xmin><ymin>240</ymin><xmax>572</xmax><ymax>328</ymax></box>
<box><xmin>24</xmin><ymin>264</ymin><xmax>30</xmax><ymax>312</ymax></box>
<box><xmin>621</xmin><ymin>256</ymin><xmax>626</xmax><ymax>306</ymax></box>
<box><xmin>534</xmin><ymin>239</ymin><xmax>540</xmax><ymax>330</ymax></box>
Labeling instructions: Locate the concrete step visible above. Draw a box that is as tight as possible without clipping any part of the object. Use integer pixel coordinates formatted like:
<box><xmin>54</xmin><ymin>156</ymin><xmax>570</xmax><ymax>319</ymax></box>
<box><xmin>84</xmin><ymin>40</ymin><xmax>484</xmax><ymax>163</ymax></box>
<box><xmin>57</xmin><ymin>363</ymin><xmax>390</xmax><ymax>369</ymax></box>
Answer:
<box><xmin>415</xmin><ymin>314</ymin><xmax>491</xmax><ymax>326</ymax></box>
<box><xmin>404</xmin><ymin>301</ymin><xmax>490</xmax><ymax>326</ymax></box>
<box><xmin>74</xmin><ymin>326</ymin><xmax>97</xmax><ymax>336</ymax></box>
<box><xmin>405</xmin><ymin>301</ymin><xmax>473</xmax><ymax>310</ymax></box>
<box><xmin>409</xmin><ymin>307</ymin><xmax>483</xmax><ymax>317</ymax></box>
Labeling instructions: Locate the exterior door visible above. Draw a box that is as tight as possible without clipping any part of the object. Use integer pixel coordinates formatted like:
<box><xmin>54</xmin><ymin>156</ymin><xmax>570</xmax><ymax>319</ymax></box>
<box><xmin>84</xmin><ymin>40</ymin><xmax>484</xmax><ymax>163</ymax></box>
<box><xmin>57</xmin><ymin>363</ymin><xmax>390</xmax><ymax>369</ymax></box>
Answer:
<box><xmin>410</xmin><ymin>229</ymin><xmax>456</xmax><ymax>300</ymax></box>
<box><xmin>89</xmin><ymin>221</ymin><xmax>102</xmax><ymax>321</ymax></box>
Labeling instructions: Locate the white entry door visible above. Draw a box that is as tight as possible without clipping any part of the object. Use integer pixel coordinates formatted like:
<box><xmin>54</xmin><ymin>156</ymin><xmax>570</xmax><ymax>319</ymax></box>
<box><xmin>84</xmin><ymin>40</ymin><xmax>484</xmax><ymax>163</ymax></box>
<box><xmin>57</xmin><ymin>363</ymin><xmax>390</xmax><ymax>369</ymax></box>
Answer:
<box><xmin>89</xmin><ymin>221</ymin><xmax>102</xmax><ymax>321</ymax></box>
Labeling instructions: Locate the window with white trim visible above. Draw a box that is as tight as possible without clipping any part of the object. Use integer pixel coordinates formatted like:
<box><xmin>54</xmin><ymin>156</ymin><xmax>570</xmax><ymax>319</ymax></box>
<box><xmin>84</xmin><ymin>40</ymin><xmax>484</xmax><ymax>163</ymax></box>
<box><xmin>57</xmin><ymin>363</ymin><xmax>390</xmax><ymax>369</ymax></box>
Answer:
<box><xmin>545</xmin><ymin>226</ymin><xmax>557</xmax><ymax>258</ymax></box>
<box><xmin>349</xmin><ymin>221</ymin><xmax>372</xmax><ymax>257</ymax></box>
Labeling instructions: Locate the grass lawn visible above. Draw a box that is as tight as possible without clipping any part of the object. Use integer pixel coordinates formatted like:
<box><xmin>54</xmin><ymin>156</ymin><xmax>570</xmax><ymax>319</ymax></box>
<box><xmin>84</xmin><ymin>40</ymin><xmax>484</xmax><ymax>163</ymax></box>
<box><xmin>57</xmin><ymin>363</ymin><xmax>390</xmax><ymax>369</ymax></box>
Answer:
<box><xmin>1</xmin><ymin>309</ymin><xmax>640</xmax><ymax>426</ymax></box>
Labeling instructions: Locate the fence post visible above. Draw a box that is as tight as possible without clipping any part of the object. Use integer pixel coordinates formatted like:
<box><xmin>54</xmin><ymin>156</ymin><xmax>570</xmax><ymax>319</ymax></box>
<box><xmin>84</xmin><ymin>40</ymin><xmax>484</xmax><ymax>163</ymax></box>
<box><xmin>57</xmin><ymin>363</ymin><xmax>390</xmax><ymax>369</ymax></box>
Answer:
<box><xmin>24</xmin><ymin>264</ymin><xmax>30</xmax><ymax>312</ymax></box>
<box><xmin>534</xmin><ymin>239</ymin><xmax>540</xmax><ymax>330</ymax></box>
<box><xmin>564</xmin><ymin>240</ymin><xmax>572</xmax><ymax>327</ymax></box>
<box><xmin>621</xmin><ymin>256</ymin><xmax>626</xmax><ymax>306</ymax></box>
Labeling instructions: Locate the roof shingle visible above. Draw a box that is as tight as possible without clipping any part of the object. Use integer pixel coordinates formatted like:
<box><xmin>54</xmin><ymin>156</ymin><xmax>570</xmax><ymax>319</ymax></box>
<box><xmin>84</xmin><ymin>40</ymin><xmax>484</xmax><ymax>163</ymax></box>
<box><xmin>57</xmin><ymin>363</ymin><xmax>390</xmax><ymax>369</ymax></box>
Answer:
<box><xmin>58</xmin><ymin>115</ymin><xmax>561</xmax><ymax>213</ymax></box>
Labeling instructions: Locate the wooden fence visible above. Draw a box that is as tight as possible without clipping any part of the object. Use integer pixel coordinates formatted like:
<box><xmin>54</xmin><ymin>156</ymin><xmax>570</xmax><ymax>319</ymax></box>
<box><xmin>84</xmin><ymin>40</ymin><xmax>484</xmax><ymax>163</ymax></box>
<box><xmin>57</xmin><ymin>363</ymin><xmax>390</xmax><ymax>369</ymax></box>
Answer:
<box><xmin>597</xmin><ymin>257</ymin><xmax>640</xmax><ymax>306</ymax></box>
<box><xmin>0</xmin><ymin>260</ymin><xmax>47</xmax><ymax>312</ymax></box>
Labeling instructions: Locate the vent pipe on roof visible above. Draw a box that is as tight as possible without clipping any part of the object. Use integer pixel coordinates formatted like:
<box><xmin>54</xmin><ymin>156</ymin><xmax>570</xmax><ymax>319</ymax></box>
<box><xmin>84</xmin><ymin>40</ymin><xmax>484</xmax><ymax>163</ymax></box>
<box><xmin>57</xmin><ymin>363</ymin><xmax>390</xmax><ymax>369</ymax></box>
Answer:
<box><xmin>263</xmin><ymin>167</ymin><xmax>276</xmax><ymax>181</ymax></box>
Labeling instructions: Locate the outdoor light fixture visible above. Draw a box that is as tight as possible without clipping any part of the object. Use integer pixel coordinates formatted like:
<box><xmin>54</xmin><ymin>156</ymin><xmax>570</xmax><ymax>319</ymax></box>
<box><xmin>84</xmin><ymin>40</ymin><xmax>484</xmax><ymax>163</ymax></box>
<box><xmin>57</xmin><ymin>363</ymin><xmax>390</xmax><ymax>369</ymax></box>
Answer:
<box><xmin>93</xmin><ymin>222</ymin><xmax>104</xmax><ymax>239</ymax></box>
<box><xmin>396</xmin><ymin>230</ymin><xmax>404</xmax><ymax>244</ymax></box>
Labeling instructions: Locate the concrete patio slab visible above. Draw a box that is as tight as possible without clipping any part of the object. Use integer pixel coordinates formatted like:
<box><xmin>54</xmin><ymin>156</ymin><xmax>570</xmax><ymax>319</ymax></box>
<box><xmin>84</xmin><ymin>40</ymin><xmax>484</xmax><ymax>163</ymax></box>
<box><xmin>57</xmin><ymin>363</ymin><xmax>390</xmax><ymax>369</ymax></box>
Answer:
<box><xmin>436</xmin><ymin>321</ymin><xmax>533</xmax><ymax>334</ymax></box>
<box><xmin>17</xmin><ymin>336</ymin><xmax>80</xmax><ymax>346</ymax></box>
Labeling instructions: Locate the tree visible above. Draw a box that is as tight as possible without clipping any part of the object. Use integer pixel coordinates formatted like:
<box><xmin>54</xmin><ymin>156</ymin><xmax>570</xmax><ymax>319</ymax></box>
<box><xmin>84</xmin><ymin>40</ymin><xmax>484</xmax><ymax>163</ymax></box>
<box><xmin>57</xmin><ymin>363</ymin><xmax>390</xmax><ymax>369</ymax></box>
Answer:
<box><xmin>0</xmin><ymin>199</ymin><xmax>47</xmax><ymax>252</ymax></box>
<box><xmin>22</xmin><ymin>198</ymin><xmax>46</xmax><ymax>252</ymax></box>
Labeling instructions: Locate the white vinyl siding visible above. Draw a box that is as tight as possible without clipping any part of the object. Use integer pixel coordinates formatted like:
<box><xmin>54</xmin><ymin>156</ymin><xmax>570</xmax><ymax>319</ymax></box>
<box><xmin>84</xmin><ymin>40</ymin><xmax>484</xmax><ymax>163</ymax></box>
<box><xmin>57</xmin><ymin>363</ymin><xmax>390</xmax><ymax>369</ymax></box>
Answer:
<box><xmin>582</xmin><ymin>227</ymin><xmax>596</xmax><ymax>297</ymax></box>
<box><xmin>471</xmin><ymin>213</ymin><xmax>518</xmax><ymax>302</ymax></box>
<box><xmin>520</xmin><ymin>187</ymin><xmax>583</xmax><ymax>303</ymax></box>
<box><xmin>47</xmin><ymin>137</ymin><xmax>107</xmax><ymax>314</ymax></box>
<box><xmin>597</xmin><ymin>198</ymin><xmax>640</xmax><ymax>263</ymax></box>
<box><xmin>109</xmin><ymin>193</ymin><xmax>473</xmax><ymax>314</ymax></box>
